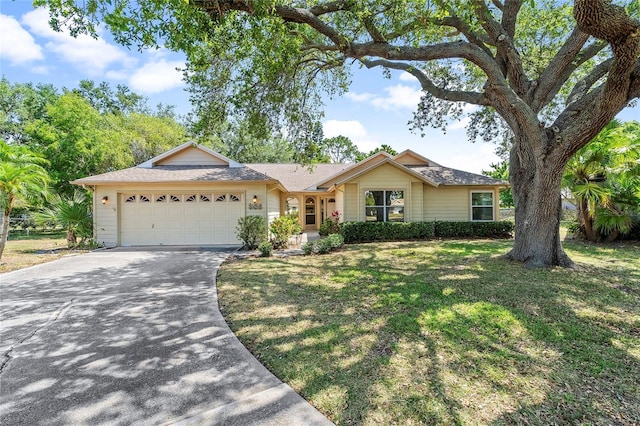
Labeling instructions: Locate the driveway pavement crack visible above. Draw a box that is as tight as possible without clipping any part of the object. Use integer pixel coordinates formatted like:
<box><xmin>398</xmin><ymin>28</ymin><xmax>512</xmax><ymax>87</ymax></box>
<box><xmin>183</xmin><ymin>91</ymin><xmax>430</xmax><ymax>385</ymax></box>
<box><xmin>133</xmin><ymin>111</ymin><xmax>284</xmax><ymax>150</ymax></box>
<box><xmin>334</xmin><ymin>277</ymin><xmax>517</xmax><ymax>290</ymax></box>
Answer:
<box><xmin>0</xmin><ymin>299</ymin><xmax>74</xmax><ymax>375</ymax></box>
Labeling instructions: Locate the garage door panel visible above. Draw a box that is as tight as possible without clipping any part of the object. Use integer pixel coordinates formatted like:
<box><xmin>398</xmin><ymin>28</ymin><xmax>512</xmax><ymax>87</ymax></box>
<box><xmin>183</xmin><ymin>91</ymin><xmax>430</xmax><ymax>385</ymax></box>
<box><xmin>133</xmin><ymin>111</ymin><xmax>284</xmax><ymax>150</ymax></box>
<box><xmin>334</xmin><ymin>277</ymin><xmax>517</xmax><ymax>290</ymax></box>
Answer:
<box><xmin>120</xmin><ymin>193</ymin><xmax>244</xmax><ymax>246</ymax></box>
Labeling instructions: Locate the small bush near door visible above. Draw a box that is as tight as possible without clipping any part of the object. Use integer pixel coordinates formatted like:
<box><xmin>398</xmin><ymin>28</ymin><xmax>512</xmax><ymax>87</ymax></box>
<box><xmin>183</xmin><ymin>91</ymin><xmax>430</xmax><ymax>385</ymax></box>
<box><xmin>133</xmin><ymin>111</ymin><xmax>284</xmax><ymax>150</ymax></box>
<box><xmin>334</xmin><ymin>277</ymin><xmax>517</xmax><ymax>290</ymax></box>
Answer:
<box><xmin>236</xmin><ymin>215</ymin><xmax>267</xmax><ymax>249</ymax></box>
<box><xmin>269</xmin><ymin>215</ymin><xmax>302</xmax><ymax>249</ymax></box>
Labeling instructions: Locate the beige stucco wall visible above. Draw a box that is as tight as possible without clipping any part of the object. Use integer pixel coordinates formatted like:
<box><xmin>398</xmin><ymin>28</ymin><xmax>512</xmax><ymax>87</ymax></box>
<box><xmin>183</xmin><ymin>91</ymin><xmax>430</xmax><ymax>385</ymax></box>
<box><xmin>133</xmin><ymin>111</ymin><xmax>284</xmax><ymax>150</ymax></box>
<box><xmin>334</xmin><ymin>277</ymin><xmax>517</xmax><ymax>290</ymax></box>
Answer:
<box><xmin>91</xmin><ymin>182</ymin><xmax>269</xmax><ymax>247</ymax></box>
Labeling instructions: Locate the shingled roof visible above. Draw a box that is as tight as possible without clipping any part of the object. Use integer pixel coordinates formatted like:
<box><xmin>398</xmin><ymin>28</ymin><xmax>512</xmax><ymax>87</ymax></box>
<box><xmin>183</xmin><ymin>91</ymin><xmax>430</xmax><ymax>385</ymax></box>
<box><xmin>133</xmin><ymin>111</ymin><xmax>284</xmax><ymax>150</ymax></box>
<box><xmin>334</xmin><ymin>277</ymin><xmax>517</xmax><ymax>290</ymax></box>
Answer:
<box><xmin>246</xmin><ymin>163</ymin><xmax>351</xmax><ymax>192</ymax></box>
<box><xmin>72</xmin><ymin>165</ymin><xmax>272</xmax><ymax>185</ymax></box>
<box><xmin>408</xmin><ymin>166</ymin><xmax>507</xmax><ymax>186</ymax></box>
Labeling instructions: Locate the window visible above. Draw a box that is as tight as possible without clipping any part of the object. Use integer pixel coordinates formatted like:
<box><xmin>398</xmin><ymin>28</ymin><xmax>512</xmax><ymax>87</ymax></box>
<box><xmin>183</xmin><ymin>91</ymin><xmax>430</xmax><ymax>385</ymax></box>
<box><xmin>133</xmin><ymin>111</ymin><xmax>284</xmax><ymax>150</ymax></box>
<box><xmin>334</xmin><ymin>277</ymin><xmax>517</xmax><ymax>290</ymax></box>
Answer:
<box><xmin>364</xmin><ymin>190</ymin><xmax>404</xmax><ymax>222</ymax></box>
<box><xmin>215</xmin><ymin>194</ymin><xmax>227</xmax><ymax>202</ymax></box>
<box><xmin>155</xmin><ymin>195</ymin><xmax>167</xmax><ymax>203</ymax></box>
<box><xmin>185</xmin><ymin>194</ymin><xmax>197</xmax><ymax>202</ymax></box>
<box><xmin>139</xmin><ymin>195</ymin><xmax>151</xmax><ymax>203</ymax></box>
<box><xmin>229</xmin><ymin>194</ymin><xmax>241</xmax><ymax>202</ymax></box>
<box><xmin>200</xmin><ymin>194</ymin><xmax>211</xmax><ymax>202</ymax></box>
<box><xmin>125</xmin><ymin>195</ymin><xmax>136</xmax><ymax>203</ymax></box>
<box><xmin>169</xmin><ymin>195</ymin><xmax>181</xmax><ymax>203</ymax></box>
<box><xmin>471</xmin><ymin>191</ymin><xmax>494</xmax><ymax>221</ymax></box>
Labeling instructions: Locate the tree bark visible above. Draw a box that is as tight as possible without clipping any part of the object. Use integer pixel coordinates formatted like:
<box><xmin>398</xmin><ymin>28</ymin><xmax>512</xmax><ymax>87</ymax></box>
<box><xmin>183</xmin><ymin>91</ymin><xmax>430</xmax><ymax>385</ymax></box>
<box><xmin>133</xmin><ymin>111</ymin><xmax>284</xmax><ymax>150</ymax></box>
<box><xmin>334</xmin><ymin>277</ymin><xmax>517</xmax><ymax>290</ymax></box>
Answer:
<box><xmin>506</xmin><ymin>132</ymin><xmax>573</xmax><ymax>268</ymax></box>
<box><xmin>0</xmin><ymin>212</ymin><xmax>9</xmax><ymax>260</ymax></box>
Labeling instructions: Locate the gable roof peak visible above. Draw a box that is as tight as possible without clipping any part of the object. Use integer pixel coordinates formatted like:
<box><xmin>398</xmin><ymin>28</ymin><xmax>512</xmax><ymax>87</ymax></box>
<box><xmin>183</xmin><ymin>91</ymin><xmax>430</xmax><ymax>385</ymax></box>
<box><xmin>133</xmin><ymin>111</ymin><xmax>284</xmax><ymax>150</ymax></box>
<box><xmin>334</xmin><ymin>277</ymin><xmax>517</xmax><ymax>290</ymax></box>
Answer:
<box><xmin>393</xmin><ymin>149</ymin><xmax>441</xmax><ymax>167</ymax></box>
<box><xmin>138</xmin><ymin>141</ymin><xmax>243</xmax><ymax>168</ymax></box>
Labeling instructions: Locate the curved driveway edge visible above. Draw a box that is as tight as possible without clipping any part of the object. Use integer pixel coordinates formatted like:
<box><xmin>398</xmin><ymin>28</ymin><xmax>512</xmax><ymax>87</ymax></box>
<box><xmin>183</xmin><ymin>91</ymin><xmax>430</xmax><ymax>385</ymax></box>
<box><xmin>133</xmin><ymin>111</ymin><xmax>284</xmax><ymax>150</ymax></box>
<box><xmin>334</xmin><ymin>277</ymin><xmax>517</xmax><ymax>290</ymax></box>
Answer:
<box><xmin>0</xmin><ymin>247</ymin><xmax>333</xmax><ymax>425</ymax></box>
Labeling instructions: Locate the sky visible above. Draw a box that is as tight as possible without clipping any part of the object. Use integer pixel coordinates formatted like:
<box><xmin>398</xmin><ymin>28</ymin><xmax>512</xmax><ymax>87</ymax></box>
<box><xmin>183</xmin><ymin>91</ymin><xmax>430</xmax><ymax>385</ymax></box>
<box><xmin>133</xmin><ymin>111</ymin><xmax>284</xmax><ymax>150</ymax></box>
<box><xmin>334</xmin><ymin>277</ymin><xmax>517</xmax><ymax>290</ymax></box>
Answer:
<box><xmin>1</xmin><ymin>1</ymin><xmax>638</xmax><ymax>174</ymax></box>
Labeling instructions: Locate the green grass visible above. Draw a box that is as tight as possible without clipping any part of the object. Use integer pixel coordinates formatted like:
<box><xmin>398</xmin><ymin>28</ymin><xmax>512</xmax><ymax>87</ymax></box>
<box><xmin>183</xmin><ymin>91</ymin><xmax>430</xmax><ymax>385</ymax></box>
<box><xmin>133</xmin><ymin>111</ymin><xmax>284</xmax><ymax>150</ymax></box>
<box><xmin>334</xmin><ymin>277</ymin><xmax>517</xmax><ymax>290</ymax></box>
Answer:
<box><xmin>217</xmin><ymin>240</ymin><xmax>640</xmax><ymax>425</ymax></box>
<box><xmin>0</xmin><ymin>230</ymin><xmax>85</xmax><ymax>273</ymax></box>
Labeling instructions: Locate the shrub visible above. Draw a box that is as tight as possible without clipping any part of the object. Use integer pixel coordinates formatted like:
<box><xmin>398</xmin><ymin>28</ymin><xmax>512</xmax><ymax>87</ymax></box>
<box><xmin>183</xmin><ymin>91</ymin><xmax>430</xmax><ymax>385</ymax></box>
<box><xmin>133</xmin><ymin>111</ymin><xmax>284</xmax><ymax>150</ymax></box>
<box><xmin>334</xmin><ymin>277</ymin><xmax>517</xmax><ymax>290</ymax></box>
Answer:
<box><xmin>302</xmin><ymin>233</ymin><xmax>344</xmax><ymax>255</ymax></box>
<box><xmin>339</xmin><ymin>221</ymin><xmax>513</xmax><ymax>243</ymax></box>
<box><xmin>319</xmin><ymin>210</ymin><xmax>341</xmax><ymax>236</ymax></box>
<box><xmin>434</xmin><ymin>221</ymin><xmax>514</xmax><ymax>238</ymax></box>
<box><xmin>270</xmin><ymin>214</ymin><xmax>302</xmax><ymax>249</ymax></box>
<box><xmin>236</xmin><ymin>215</ymin><xmax>267</xmax><ymax>250</ymax></box>
<box><xmin>302</xmin><ymin>241</ymin><xmax>314</xmax><ymax>255</ymax></box>
<box><xmin>258</xmin><ymin>241</ymin><xmax>273</xmax><ymax>257</ymax></box>
<box><xmin>326</xmin><ymin>233</ymin><xmax>344</xmax><ymax>249</ymax></box>
<box><xmin>340</xmin><ymin>221</ymin><xmax>435</xmax><ymax>243</ymax></box>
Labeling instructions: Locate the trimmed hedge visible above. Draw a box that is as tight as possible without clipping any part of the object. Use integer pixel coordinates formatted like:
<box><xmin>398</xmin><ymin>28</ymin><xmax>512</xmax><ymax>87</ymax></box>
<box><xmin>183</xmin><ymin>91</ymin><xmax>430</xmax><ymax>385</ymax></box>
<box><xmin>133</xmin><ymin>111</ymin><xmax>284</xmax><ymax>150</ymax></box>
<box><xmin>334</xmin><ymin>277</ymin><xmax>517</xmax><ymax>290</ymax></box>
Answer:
<box><xmin>340</xmin><ymin>221</ymin><xmax>435</xmax><ymax>243</ymax></box>
<box><xmin>340</xmin><ymin>220</ymin><xmax>513</xmax><ymax>243</ymax></box>
<box><xmin>433</xmin><ymin>220</ymin><xmax>514</xmax><ymax>238</ymax></box>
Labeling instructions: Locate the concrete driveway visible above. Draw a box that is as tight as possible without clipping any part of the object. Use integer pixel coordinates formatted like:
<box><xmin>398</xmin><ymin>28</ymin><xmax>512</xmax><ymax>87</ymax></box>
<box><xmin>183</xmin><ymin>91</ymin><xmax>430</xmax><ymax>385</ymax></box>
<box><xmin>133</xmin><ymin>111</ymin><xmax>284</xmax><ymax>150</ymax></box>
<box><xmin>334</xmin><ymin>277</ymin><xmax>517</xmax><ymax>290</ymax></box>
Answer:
<box><xmin>0</xmin><ymin>248</ymin><xmax>332</xmax><ymax>425</ymax></box>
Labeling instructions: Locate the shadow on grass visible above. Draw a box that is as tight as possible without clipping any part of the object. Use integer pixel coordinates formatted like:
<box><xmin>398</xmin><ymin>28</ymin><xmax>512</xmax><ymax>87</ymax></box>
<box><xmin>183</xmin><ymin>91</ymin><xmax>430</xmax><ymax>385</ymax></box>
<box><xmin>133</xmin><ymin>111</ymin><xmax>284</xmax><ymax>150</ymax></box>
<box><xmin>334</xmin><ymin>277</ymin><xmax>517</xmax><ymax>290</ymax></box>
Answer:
<box><xmin>218</xmin><ymin>241</ymin><xmax>640</xmax><ymax>425</ymax></box>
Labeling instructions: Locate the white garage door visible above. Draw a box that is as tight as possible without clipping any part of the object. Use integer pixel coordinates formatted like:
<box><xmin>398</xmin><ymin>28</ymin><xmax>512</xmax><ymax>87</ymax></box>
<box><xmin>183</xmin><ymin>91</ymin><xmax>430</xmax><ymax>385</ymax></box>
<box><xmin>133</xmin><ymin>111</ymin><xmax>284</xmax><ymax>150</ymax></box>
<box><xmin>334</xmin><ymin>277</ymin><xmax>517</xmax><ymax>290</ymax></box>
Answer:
<box><xmin>120</xmin><ymin>192</ymin><xmax>244</xmax><ymax>246</ymax></box>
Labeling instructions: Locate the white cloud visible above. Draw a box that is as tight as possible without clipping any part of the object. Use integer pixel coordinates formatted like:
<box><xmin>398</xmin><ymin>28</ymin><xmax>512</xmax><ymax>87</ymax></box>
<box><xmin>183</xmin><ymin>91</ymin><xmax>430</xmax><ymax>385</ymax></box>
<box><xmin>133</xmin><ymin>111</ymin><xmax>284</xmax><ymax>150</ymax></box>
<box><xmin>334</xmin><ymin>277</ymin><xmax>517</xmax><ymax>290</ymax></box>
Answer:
<box><xmin>21</xmin><ymin>8</ymin><xmax>134</xmax><ymax>74</ymax></box>
<box><xmin>345</xmin><ymin>91</ymin><xmax>374</xmax><ymax>102</ymax></box>
<box><xmin>128</xmin><ymin>59</ymin><xmax>185</xmax><ymax>94</ymax></box>
<box><xmin>447</xmin><ymin>143</ymin><xmax>501</xmax><ymax>174</ymax></box>
<box><xmin>323</xmin><ymin>119</ymin><xmax>379</xmax><ymax>152</ymax></box>
<box><xmin>0</xmin><ymin>14</ymin><xmax>43</xmax><ymax>64</ymax></box>
<box><xmin>398</xmin><ymin>72</ymin><xmax>418</xmax><ymax>82</ymax></box>
<box><xmin>371</xmin><ymin>84</ymin><xmax>423</xmax><ymax>110</ymax></box>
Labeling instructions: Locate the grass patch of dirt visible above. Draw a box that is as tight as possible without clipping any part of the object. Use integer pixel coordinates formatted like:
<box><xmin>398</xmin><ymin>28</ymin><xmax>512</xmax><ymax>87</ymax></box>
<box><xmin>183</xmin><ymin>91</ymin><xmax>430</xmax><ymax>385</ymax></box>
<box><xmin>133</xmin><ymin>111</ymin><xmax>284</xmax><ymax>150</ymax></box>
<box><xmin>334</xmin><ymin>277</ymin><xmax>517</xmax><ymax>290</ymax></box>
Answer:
<box><xmin>217</xmin><ymin>239</ymin><xmax>640</xmax><ymax>425</ymax></box>
<box><xmin>0</xmin><ymin>232</ymin><xmax>90</xmax><ymax>273</ymax></box>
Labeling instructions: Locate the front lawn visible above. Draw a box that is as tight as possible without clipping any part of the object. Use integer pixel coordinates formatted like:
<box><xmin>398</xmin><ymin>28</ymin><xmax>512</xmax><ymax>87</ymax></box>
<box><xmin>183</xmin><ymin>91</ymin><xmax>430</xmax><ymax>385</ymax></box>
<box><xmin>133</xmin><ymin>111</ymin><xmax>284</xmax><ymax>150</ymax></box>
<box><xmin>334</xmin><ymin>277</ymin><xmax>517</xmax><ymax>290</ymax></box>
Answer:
<box><xmin>217</xmin><ymin>240</ymin><xmax>640</xmax><ymax>425</ymax></box>
<box><xmin>0</xmin><ymin>231</ymin><xmax>87</xmax><ymax>273</ymax></box>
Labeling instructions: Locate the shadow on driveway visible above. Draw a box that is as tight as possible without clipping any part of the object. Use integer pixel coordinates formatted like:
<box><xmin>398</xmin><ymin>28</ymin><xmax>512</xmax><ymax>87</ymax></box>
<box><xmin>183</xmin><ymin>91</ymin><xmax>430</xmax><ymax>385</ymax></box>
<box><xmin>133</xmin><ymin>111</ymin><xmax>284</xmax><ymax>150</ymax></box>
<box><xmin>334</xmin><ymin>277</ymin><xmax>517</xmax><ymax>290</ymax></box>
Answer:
<box><xmin>0</xmin><ymin>247</ymin><xmax>331</xmax><ymax>425</ymax></box>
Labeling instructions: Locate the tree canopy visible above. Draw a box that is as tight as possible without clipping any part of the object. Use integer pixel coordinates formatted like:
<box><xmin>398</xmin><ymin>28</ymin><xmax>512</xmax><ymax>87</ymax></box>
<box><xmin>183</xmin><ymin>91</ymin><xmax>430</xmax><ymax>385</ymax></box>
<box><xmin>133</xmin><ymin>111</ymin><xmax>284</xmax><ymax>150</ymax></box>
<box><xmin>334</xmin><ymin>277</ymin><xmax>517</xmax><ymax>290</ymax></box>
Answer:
<box><xmin>1</xmin><ymin>78</ymin><xmax>188</xmax><ymax>196</ymax></box>
<box><xmin>35</xmin><ymin>0</ymin><xmax>640</xmax><ymax>266</ymax></box>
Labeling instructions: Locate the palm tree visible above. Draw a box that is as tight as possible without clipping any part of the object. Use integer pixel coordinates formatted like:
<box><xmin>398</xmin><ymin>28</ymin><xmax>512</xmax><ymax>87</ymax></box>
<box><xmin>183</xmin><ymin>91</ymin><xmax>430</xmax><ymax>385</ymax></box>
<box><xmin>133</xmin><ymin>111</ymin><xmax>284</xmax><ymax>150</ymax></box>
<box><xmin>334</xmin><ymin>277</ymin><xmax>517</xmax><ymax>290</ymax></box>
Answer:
<box><xmin>0</xmin><ymin>142</ymin><xmax>50</xmax><ymax>259</ymax></box>
<box><xmin>36</xmin><ymin>190</ymin><xmax>93</xmax><ymax>247</ymax></box>
<box><xmin>563</xmin><ymin>121</ymin><xmax>640</xmax><ymax>241</ymax></box>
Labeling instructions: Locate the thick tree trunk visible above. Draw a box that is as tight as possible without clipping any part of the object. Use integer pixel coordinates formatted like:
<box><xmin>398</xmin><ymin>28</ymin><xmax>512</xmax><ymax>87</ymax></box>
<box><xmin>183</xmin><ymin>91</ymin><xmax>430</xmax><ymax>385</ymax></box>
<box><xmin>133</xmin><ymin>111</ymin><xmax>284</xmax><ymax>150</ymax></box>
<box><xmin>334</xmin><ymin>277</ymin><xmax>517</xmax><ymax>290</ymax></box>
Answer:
<box><xmin>506</xmin><ymin>133</ymin><xmax>573</xmax><ymax>268</ymax></box>
<box><xmin>0</xmin><ymin>212</ymin><xmax>10</xmax><ymax>261</ymax></box>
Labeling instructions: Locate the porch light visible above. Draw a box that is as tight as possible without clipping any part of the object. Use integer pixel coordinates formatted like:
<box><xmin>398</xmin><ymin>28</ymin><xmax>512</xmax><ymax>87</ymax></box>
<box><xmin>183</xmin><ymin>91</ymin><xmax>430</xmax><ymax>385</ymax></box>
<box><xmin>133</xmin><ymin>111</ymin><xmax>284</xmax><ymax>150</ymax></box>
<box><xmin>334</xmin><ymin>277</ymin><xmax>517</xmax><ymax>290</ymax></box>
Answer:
<box><xmin>101</xmin><ymin>196</ymin><xmax>109</xmax><ymax>205</ymax></box>
<box><xmin>249</xmin><ymin>195</ymin><xmax>262</xmax><ymax>210</ymax></box>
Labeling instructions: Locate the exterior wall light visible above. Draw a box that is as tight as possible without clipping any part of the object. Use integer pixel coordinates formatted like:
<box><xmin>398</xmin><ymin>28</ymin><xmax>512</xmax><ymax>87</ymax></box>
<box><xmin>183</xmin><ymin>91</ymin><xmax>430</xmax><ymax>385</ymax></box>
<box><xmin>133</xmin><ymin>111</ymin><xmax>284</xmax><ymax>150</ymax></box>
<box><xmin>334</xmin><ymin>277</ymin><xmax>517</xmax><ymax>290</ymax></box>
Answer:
<box><xmin>101</xmin><ymin>196</ymin><xmax>109</xmax><ymax>205</ymax></box>
<box><xmin>249</xmin><ymin>194</ymin><xmax>262</xmax><ymax>210</ymax></box>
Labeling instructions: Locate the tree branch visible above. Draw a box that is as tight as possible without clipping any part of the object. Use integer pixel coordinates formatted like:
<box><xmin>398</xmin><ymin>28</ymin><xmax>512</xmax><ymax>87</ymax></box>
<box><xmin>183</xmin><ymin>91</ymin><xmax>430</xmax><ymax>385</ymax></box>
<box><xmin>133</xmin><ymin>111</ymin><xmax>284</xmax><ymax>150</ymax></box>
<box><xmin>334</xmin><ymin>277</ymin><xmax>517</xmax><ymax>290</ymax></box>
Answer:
<box><xmin>359</xmin><ymin>58</ymin><xmax>489</xmax><ymax>106</ymax></box>
<box><xmin>471</xmin><ymin>0</ymin><xmax>529</xmax><ymax>96</ymax></box>
<box><xmin>530</xmin><ymin>28</ymin><xmax>591</xmax><ymax>110</ymax></box>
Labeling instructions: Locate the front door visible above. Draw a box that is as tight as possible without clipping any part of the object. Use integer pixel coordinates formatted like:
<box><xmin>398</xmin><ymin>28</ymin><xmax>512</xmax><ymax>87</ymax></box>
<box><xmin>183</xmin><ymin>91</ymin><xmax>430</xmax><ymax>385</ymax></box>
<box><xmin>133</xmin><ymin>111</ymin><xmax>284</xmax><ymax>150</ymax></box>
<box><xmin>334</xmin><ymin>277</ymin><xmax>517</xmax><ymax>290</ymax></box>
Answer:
<box><xmin>305</xmin><ymin>196</ymin><xmax>316</xmax><ymax>228</ymax></box>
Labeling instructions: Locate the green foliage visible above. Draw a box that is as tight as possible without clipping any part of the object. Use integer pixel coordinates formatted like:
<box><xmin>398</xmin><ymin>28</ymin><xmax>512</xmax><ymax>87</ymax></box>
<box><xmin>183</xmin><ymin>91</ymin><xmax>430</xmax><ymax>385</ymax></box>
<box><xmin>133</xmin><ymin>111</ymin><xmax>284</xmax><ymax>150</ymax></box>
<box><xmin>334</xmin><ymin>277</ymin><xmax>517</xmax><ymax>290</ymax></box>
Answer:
<box><xmin>318</xmin><ymin>210</ymin><xmax>341</xmax><ymax>236</ymax></box>
<box><xmin>25</xmin><ymin>92</ymin><xmax>134</xmax><ymax>196</ymax></box>
<box><xmin>36</xmin><ymin>190</ymin><xmax>93</xmax><ymax>247</ymax></box>
<box><xmin>355</xmin><ymin>144</ymin><xmax>398</xmax><ymax>161</ymax></box>
<box><xmin>482</xmin><ymin>161</ymin><xmax>513</xmax><ymax>207</ymax></box>
<box><xmin>340</xmin><ymin>221</ymin><xmax>436</xmax><ymax>243</ymax></box>
<box><xmin>0</xmin><ymin>77</ymin><xmax>58</xmax><ymax>145</ymax></box>
<box><xmin>236</xmin><ymin>215</ymin><xmax>267</xmax><ymax>250</ymax></box>
<box><xmin>563</xmin><ymin>120</ymin><xmax>640</xmax><ymax>241</ymax></box>
<box><xmin>340</xmin><ymin>221</ymin><xmax>513</xmax><ymax>243</ymax></box>
<box><xmin>258</xmin><ymin>241</ymin><xmax>273</xmax><ymax>257</ymax></box>
<box><xmin>320</xmin><ymin>136</ymin><xmax>361</xmax><ymax>163</ymax></box>
<box><xmin>302</xmin><ymin>233</ymin><xmax>344</xmax><ymax>255</ymax></box>
<box><xmin>0</xmin><ymin>143</ymin><xmax>51</xmax><ymax>259</ymax></box>
<box><xmin>269</xmin><ymin>214</ymin><xmax>302</xmax><ymax>249</ymax></box>
<box><xmin>433</xmin><ymin>221</ymin><xmax>514</xmax><ymax>238</ymax></box>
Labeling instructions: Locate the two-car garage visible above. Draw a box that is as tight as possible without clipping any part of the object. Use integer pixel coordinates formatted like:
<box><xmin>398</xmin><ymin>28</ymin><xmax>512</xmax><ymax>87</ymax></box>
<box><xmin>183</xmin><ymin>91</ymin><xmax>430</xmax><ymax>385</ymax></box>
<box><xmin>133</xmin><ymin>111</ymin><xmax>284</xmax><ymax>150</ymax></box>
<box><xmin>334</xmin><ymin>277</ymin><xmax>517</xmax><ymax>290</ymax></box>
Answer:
<box><xmin>119</xmin><ymin>192</ymin><xmax>245</xmax><ymax>246</ymax></box>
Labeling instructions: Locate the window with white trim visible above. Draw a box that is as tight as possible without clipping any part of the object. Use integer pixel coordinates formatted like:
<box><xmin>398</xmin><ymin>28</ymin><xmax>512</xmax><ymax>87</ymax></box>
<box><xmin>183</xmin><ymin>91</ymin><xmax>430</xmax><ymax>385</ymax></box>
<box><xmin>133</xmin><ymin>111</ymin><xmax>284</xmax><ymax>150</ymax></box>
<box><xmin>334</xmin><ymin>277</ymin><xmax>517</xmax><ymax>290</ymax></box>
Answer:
<box><xmin>124</xmin><ymin>195</ymin><xmax>136</xmax><ymax>203</ymax></box>
<box><xmin>471</xmin><ymin>191</ymin><xmax>494</xmax><ymax>221</ymax></box>
<box><xmin>364</xmin><ymin>190</ymin><xmax>404</xmax><ymax>222</ymax></box>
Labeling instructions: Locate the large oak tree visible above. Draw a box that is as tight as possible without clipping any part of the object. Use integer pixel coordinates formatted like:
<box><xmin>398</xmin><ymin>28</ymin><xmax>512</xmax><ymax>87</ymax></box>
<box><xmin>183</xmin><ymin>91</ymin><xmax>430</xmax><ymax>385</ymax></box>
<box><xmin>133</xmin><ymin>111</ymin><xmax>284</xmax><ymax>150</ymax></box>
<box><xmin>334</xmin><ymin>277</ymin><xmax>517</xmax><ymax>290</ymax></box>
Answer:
<box><xmin>39</xmin><ymin>0</ymin><xmax>640</xmax><ymax>267</ymax></box>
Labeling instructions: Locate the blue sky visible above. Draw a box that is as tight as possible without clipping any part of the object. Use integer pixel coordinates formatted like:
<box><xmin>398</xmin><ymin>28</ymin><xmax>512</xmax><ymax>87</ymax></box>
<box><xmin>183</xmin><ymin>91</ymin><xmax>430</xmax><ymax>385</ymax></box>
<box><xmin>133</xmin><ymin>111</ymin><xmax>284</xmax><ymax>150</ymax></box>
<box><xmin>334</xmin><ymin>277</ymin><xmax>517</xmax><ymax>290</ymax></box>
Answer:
<box><xmin>1</xmin><ymin>1</ymin><xmax>638</xmax><ymax>173</ymax></box>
